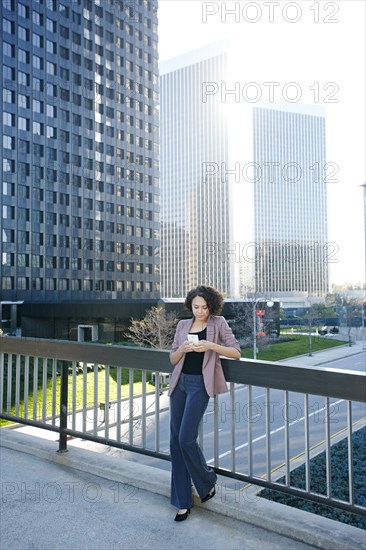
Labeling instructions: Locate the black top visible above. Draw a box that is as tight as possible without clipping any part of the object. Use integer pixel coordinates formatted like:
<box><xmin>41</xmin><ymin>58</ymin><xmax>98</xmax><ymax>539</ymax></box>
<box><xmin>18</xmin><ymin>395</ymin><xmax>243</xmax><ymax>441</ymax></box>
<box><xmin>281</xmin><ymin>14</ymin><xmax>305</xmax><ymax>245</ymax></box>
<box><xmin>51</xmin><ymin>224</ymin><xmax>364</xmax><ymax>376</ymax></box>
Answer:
<box><xmin>182</xmin><ymin>328</ymin><xmax>207</xmax><ymax>375</ymax></box>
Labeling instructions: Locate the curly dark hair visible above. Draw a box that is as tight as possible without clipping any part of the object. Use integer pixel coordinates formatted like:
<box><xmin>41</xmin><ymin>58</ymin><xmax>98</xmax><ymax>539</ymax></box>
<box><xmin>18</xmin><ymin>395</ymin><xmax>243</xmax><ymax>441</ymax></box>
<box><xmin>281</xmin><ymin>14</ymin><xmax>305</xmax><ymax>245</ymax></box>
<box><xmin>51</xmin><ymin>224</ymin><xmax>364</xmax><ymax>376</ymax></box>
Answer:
<box><xmin>184</xmin><ymin>285</ymin><xmax>224</xmax><ymax>316</ymax></box>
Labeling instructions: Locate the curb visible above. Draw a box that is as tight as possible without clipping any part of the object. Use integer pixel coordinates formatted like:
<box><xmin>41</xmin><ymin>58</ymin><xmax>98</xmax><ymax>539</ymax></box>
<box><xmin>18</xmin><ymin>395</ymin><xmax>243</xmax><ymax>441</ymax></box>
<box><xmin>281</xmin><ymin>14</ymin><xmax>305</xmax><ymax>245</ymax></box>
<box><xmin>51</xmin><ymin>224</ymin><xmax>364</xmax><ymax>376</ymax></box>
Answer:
<box><xmin>1</xmin><ymin>429</ymin><xmax>365</xmax><ymax>550</ymax></box>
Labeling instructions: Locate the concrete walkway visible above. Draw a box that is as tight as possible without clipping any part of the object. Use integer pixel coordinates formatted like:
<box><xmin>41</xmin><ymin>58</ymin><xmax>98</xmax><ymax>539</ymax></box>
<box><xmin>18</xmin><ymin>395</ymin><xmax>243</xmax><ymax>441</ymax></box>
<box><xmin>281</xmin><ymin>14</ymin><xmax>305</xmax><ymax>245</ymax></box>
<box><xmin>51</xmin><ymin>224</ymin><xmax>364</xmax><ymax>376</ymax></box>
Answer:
<box><xmin>276</xmin><ymin>341</ymin><xmax>366</xmax><ymax>369</ymax></box>
<box><xmin>1</xmin><ymin>429</ymin><xmax>365</xmax><ymax>550</ymax></box>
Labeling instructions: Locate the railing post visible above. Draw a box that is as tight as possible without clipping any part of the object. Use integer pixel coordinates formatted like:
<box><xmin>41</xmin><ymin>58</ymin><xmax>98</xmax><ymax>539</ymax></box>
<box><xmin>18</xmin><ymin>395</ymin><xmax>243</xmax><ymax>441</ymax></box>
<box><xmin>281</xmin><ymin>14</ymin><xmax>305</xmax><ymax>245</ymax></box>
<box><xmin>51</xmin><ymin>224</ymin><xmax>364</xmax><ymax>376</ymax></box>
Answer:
<box><xmin>58</xmin><ymin>360</ymin><xmax>69</xmax><ymax>453</ymax></box>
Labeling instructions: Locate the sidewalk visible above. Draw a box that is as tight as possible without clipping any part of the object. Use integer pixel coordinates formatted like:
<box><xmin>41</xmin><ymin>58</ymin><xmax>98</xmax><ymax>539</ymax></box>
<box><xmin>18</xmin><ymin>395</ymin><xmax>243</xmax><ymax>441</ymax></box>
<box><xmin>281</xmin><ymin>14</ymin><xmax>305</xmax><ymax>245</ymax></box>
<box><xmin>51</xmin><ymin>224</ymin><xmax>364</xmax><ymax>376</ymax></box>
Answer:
<box><xmin>1</xmin><ymin>429</ymin><xmax>365</xmax><ymax>550</ymax></box>
<box><xmin>276</xmin><ymin>341</ymin><xmax>366</xmax><ymax>369</ymax></box>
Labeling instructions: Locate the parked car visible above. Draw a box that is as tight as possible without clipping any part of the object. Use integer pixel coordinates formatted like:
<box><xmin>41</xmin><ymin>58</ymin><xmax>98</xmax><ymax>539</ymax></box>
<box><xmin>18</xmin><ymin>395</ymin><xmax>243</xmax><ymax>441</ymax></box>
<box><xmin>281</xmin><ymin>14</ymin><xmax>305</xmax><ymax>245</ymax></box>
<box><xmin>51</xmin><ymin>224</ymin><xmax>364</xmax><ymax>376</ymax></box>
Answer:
<box><xmin>318</xmin><ymin>327</ymin><xmax>328</xmax><ymax>335</ymax></box>
<box><xmin>329</xmin><ymin>326</ymin><xmax>339</xmax><ymax>334</ymax></box>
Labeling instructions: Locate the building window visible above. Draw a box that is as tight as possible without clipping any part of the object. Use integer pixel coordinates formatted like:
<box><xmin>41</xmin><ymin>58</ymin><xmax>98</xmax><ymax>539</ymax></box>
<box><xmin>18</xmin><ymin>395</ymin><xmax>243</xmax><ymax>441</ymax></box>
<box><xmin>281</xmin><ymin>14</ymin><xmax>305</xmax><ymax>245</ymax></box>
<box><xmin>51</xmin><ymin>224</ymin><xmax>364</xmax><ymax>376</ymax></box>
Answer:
<box><xmin>71</xmin><ymin>279</ymin><xmax>81</xmax><ymax>291</ymax></box>
<box><xmin>106</xmin><ymin>281</ymin><xmax>115</xmax><ymax>291</ymax></box>
<box><xmin>3</xmin><ymin>18</ymin><xmax>15</xmax><ymax>34</ymax></box>
<box><xmin>45</xmin><ymin>278</ymin><xmax>56</xmax><ymax>290</ymax></box>
<box><xmin>58</xmin><ymin>279</ymin><xmax>69</xmax><ymax>291</ymax></box>
<box><xmin>47</xmin><ymin>18</ymin><xmax>57</xmax><ymax>33</ymax></box>
<box><xmin>3</xmin><ymin>135</ymin><xmax>14</xmax><ymax>150</ymax></box>
<box><xmin>46</xmin><ymin>61</ymin><xmax>57</xmax><ymax>75</ymax></box>
<box><xmin>47</xmin><ymin>126</ymin><xmax>56</xmax><ymax>138</ymax></box>
<box><xmin>3</xmin><ymin>41</ymin><xmax>14</xmax><ymax>57</ymax></box>
<box><xmin>18</xmin><ymin>116</ymin><xmax>30</xmax><ymax>131</ymax></box>
<box><xmin>2</xmin><ymin>277</ymin><xmax>14</xmax><ymax>290</ymax></box>
<box><xmin>32</xmin><ymin>11</ymin><xmax>43</xmax><ymax>26</ymax></box>
<box><xmin>3</xmin><ymin>88</ymin><xmax>15</xmax><ymax>104</ymax></box>
<box><xmin>17</xmin><ymin>277</ymin><xmax>29</xmax><ymax>290</ymax></box>
<box><xmin>33</xmin><ymin>121</ymin><xmax>43</xmax><ymax>135</ymax></box>
<box><xmin>46</xmin><ymin>39</ymin><xmax>57</xmax><ymax>54</ymax></box>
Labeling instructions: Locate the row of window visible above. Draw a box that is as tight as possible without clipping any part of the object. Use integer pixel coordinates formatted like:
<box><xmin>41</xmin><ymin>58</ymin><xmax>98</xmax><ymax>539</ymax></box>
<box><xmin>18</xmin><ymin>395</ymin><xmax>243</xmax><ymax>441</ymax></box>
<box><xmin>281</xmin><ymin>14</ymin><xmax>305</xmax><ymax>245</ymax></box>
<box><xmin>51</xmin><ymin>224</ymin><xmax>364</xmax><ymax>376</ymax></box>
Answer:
<box><xmin>4</xmin><ymin>234</ymin><xmax>159</xmax><ymax>250</ymax></box>
<box><xmin>3</xmin><ymin>86</ymin><xmax>156</xmax><ymax>122</ymax></box>
<box><xmin>3</xmin><ymin>136</ymin><xmax>156</xmax><ymax>174</ymax></box>
<box><xmin>2</xmin><ymin>248</ymin><xmax>159</xmax><ymax>264</ymax></box>
<box><xmin>8</xmin><ymin>24</ymin><xmax>154</xmax><ymax>58</ymax></box>
<box><xmin>5</xmin><ymin>146</ymin><xmax>157</xmax><ymax>177</ymax></box>
<box><xmin>4</xmin><ymin>103</ymin><xmax>155</xmax><ymax>135</ymax></box>
<box><xmin>4</xmin><ymin>75</ymin><xmax>157</xmax><ymax>106</ymax></box>
<box><xmin>4</xmin><ymin>4</ymin><xmax>154</xmax><ymax>38</ymax></box>
<box><xmin>2</xmin><ymin>253</ymin><xmax>158</xmax><ymax>272</ymax></box>
<box><xmin>3</xmin><ymin>206</ymin><xmax>158</xmax><ymax>224</ymax></box>
<box><xmin>2</xmin><ymin>229</ymin><xmax>159</xmax><ymax>247</ymax></box>
<box><xmin>3</xmin><ymin>187</ymin><xmax>157</xmax><ymax>207</ymax></box>
<box><xmin>3</xmin><ymin>33</ymin><xmax>152</xmax><ymax>68</ymax></box>
<box><xmin>5</xmin><ymin>0</ymin><xmax>155</xmax><ymax>15</ymax></box>
<box><xmin>3</xmin><ymin>182</ymin><xmax>157</xmax><ymax>203</ymax></box>
<box><xmin>3</xmin><ymin>172</ymin><xmax>156</xmax><ymax>191</ymax></box>
<box><xmin>4</xmin><ymin>115</ymin><xmax>155</xmax><ymax>146</ymax></box>
<box><xmin>3</xmin><ymin>162</ymin><xmax>157</xmax><ymax>187</ymax></box>
<box><xmin>1</xmin><ymin>277</ymin><xmax>159</xmax><ymax>293</ymax></box>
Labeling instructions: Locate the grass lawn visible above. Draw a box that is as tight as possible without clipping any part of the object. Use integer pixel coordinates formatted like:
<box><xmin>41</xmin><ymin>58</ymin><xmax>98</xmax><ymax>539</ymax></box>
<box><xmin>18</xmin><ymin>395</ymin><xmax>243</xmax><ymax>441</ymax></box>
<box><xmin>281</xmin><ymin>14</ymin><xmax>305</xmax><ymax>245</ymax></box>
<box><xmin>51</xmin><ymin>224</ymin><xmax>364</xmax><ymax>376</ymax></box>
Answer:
<box><xmin>240</xmin><ymin>334</ymin><xmax>348</xmax><ymax>361</ymax></box>
<box><xmin>0</xmin><ymin>366</ymin><xmax>155</xmax><ymax>427</ymax></box>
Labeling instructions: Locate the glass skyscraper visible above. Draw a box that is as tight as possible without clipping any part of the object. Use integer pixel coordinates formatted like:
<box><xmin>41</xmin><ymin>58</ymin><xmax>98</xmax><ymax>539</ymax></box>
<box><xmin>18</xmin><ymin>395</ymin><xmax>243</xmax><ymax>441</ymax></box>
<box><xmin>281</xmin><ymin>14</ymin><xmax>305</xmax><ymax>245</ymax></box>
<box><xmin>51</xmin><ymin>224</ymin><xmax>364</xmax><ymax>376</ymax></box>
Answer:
<box><xmin>160</xmin><ymin>41</ymin><xmax>329</xmax><ymax>299</ymax></box>
<box><xmin>1</xmin><ymin>0</ymin><xmax>160</xmax><ymax>307</ymax></box>
<box><xmin>160</xmin><ymin>43</ymin><xmax>234</xmax><ymax>298</ymax></box>
<box><xmin>253</xmin><ymin>103</ymin><xmax>329</xmax><ymax>297</ymax></box>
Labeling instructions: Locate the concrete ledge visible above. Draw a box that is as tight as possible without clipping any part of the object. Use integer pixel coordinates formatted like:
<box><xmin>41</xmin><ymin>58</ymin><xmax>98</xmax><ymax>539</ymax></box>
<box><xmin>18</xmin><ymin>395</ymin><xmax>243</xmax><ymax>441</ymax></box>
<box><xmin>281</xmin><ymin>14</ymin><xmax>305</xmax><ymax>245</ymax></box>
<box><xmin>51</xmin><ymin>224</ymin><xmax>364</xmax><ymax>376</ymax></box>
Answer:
<box><xmin>1</xmin><ymin>428</ymin><xmax>365</xmax><ymax>550</ymax></box>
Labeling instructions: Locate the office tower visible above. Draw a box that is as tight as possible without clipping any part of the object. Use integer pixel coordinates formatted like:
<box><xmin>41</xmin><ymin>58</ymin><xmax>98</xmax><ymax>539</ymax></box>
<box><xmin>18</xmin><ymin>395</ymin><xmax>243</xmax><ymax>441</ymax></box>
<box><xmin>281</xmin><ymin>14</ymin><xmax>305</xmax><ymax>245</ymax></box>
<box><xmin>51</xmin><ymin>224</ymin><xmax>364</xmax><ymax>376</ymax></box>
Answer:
<box><xmin>160</xmin><ymin>42</ymin><xmax>235</xmax><ymax>298</ymax></box>
<box><xmin>161</xmin><ymin>41</ymin><xmax>329</xmax><ymax>299</ymax></box>
<box><xmin>253</xmin><ymin>103</ymin><xmax>329</xmax><ymax>297</ymax></box>
<box><xmin>1</xmin><ymin>0</ymin><xmax>160</xmax><ymax>310</ymax></box>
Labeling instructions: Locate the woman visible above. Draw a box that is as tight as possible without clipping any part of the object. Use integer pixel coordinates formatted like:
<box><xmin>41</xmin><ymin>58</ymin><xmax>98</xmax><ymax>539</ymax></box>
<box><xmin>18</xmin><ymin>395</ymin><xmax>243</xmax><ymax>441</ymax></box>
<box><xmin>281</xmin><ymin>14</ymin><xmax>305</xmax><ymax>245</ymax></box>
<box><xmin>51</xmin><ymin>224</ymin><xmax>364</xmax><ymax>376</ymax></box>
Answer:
<box><xmin>169</xmin><ymin>285</ymin><xmax>241</xmax><ymax>521</ymax></box>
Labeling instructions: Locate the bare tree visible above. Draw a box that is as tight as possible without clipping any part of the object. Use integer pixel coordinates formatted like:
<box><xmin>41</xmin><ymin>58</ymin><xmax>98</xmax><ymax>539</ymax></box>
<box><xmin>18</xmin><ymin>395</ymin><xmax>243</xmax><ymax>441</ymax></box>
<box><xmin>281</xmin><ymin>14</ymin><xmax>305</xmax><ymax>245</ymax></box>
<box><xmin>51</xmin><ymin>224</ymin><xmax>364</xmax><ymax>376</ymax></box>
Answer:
<box><xmin>327</xmin><ymin>295</ymin><xmax>362</xmax><ymax>344</ymax></box>
<box><xmin>125</xmin><ymin>306</ymin><xmax>179</xmax><ymax>350</ymax></box>
<box><xmin>230</xmin><ymin>289</ymin><xmax>278</xmax><ymax>353</ymax></box>
<box><xmin>306</xmin><ymin>302</ymin><xmax>337</xmax><ymax>332</ymax></box>
<box><xmin>230</xmin><ymin>302</ymin><xmax>253</xmax><ymax>343</ymax></box>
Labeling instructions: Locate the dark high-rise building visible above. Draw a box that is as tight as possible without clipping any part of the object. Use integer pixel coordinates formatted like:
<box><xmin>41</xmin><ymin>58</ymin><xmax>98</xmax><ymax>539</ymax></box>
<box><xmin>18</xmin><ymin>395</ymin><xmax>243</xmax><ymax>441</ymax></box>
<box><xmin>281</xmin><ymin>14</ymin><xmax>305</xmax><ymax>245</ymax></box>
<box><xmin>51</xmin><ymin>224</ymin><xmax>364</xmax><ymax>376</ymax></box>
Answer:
<box><xmin>1</xmin><ymin>0</ymin><xmax>160</xmax><ymax>321</ymax></box>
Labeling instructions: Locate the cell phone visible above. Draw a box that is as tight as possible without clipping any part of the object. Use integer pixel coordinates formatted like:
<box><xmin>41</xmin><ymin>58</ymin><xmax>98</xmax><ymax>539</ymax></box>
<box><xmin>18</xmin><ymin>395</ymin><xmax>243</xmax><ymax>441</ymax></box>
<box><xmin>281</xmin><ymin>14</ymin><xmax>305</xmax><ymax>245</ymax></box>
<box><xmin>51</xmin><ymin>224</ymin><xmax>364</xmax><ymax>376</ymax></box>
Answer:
<box><xmin>187</xmin><ymin>334</ymin><xmax>199</xmax><ymax>343</ymax></box>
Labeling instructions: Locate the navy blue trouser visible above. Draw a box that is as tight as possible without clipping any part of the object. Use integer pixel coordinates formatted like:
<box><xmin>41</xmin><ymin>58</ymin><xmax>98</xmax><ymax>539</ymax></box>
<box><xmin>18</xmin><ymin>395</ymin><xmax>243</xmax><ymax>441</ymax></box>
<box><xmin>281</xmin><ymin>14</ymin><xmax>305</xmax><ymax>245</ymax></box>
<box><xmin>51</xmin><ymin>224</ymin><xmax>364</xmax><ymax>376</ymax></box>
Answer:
<box><xmin>170</xmin><ymin>373</ymin><xmax>217</xmax><ymax>509</ymax></box>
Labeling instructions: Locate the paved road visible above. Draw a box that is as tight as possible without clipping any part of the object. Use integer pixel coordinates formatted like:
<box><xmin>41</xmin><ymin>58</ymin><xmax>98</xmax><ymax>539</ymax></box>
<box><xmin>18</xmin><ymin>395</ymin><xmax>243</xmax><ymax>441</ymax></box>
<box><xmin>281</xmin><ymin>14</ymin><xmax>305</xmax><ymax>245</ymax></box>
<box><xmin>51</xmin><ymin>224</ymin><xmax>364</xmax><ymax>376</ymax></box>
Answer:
<box><xmin>111</xmin><ymin>346</ymin><xmax>366</xmax><ymax>480</ymax></box>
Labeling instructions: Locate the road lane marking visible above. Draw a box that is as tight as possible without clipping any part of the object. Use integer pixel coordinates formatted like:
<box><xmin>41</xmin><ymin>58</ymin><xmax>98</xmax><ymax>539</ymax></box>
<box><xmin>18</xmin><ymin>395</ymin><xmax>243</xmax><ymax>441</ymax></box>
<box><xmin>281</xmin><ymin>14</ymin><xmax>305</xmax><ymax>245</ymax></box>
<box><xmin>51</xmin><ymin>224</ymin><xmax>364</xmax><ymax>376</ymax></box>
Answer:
<box><xmin>206</xmin><ymin>398</ymin><xmax>345</xmax><ymax>463</ymax></box>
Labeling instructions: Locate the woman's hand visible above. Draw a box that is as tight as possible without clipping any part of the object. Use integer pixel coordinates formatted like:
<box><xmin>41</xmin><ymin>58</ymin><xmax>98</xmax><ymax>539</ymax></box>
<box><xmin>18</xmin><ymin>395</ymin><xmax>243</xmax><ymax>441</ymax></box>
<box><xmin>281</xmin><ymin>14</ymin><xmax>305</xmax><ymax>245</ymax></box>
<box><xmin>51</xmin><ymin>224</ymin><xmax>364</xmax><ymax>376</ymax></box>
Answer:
<box><xmin>178</xmin><ymin>340</ymin><xmax>196</xmax><ymax>354</ymax></box>
<box><xmin>191</xmin><ymin>339</ymin><xmax>212</xmax><ymax>352</ymax></box>
<box><xmin>170</xmin><ymin>340</ymin><xmax>195</xmax><ymax>365</ymax></box>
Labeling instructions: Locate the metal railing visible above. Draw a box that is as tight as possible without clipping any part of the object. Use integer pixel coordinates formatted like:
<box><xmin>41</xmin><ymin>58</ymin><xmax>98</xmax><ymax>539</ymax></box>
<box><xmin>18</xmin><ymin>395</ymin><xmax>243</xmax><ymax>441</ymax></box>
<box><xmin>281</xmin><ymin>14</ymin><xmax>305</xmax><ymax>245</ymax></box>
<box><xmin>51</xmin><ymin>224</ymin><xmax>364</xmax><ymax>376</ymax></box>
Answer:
<box><xmin>0</xmin><ymin>336</ymin><xmax>365</xmax><ymax>517</ymax></box>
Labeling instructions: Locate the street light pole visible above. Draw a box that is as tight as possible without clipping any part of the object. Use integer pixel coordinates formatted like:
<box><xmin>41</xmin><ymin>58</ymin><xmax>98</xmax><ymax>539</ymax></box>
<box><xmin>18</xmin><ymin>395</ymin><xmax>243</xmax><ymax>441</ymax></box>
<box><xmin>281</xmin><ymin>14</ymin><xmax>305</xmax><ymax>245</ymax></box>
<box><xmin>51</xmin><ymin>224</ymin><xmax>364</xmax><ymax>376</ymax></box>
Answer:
<box><xmin>308</xmin><ymin>322</ymin><xmax>312</xmax><ymax>356</ymax></box>
<box><xmin>360</xmin><ymin>183</ymin><xmax>366</xmax><ymax>351</ymax></box>
<box><xmin>363</xmin><ymin>300</ymin><xmax>366</xmax><ymax>351</ymax></box>
<box><xmin>253</xmin><ymin>299</ymin><xmax>273</xmax><ymax>360</ymax></box>
<box><xmin>253</xmin><ymin>302</ymin><xmax>258</xmax><ymax>360</ymax></box>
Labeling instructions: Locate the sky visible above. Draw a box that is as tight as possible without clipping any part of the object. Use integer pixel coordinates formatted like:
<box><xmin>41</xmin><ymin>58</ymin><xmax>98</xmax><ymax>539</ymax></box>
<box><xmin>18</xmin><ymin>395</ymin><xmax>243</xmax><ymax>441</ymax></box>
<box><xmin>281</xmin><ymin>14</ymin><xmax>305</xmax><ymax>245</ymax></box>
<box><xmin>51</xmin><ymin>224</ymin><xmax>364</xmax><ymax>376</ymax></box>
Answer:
<box><xmin>157</xmin><ymin>0</ymin><xmax>366</xmax><ymax>287</ymax></box>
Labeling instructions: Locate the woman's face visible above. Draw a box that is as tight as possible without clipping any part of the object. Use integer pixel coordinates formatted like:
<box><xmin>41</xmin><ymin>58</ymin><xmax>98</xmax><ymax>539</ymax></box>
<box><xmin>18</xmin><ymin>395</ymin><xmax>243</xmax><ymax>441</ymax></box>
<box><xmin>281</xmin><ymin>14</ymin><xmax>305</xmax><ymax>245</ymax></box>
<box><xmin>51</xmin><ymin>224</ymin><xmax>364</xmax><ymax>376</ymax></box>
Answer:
<box><xmin>191</xmin><ymin>296</ymin><xmax>210</xmax><ymax>322</ymax></box>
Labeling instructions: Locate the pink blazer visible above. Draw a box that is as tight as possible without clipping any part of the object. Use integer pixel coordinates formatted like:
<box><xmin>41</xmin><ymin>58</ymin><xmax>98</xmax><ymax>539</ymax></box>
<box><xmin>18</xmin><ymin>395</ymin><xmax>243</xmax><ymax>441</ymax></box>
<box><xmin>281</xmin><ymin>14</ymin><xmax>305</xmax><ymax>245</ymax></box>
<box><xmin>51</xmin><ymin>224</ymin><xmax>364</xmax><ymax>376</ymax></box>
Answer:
<box><xmin>168</xmin><ymin>315</ymin><xmax>241</xmax><ymax>398</ymax></box>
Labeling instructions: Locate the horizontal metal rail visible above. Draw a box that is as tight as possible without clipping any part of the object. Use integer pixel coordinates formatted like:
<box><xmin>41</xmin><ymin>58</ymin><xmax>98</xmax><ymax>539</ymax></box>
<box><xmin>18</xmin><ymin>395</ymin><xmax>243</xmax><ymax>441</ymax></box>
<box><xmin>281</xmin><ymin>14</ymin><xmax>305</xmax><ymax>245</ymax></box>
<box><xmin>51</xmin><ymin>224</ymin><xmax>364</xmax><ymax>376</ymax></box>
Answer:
<box><xmin>1</xmin><ymin>336</ymin><xmax>365</xmax><ymax>518</ymax></box>
<box><xmin>1</xmin><ymin>336</ymin><xmax>365</xmax><ymax>401</ymax></box>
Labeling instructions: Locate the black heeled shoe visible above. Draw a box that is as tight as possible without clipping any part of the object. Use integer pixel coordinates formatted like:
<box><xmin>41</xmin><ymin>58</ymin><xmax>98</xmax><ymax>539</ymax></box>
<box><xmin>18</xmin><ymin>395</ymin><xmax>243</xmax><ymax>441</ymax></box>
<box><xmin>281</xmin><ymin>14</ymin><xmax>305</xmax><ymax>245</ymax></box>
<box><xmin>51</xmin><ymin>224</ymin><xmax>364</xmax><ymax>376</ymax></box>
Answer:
<box><xmin>201</xmin><ymin>486</ymin><xmax>216</xmax><ymax>503</ymax></box>
<box><xmin>174</xmin><ymin>508</ymin><xmax>190</xmax><ymax>522</ymax></box>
